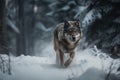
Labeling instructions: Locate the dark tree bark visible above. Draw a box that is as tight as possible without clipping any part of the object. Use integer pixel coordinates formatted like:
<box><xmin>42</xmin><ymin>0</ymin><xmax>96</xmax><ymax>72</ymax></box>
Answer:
<box><xmin>0</xmin><ymin>0</ymin><xmax>9</xmax><ymax>54</ymax></box>
<box><xmin>28</xmin><ymin>0</ymin><xmax>35</xmax><ymax>55</ymax></box>
<box><xmin>0</xmin><ymin>0</ymin><xmax>11</xmax><ymax>75</ymax></box>
<box><xmin>23</xmin><ymin>0</ymin><xmax>35</xmax><ymax>56</ymax></box>
<box><xmin>16</xmin><ymin>0</ymin><xmax>26</xmax><ymax>56</ymax></box>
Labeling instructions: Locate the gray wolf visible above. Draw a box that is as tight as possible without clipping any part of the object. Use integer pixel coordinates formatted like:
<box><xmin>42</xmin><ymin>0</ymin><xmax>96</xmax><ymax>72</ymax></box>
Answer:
<box><xmin>54</xmin><ymin>20</ymin><xmax>82</xmax><ymax>67</ymax></box>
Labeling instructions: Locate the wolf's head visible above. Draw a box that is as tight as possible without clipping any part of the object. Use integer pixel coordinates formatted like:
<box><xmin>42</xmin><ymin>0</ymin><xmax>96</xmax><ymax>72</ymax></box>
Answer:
<box><xmin>63</xmin><ymin>21</ymin><xmax>81</xmax><ymax>43</ymax></box>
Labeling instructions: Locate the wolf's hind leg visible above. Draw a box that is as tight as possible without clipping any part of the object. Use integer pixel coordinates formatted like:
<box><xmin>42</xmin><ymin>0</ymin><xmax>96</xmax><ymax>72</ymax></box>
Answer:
<box><xmin>64</xmin><ymin>52</ymin><xmax>75</xmax><ymax>67</ymax></box>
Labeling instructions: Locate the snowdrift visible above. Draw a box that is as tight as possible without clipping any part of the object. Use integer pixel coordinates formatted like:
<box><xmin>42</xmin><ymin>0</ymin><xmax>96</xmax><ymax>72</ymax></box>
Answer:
<box><xmin>0</xmin><ymin>47</ymin><xmax>120</xmax><ymax>80</ymax></box>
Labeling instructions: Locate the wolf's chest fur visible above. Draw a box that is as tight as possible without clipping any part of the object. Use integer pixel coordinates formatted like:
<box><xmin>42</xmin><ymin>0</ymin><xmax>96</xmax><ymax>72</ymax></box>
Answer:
<box><xmin>59</xmin><ymin>38</ymin><xmax>79</xmax><ymax>53</ymax></box>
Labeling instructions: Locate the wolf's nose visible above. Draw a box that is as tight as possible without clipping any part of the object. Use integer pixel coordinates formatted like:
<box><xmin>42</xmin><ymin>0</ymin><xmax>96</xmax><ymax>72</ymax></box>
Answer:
<box><xmin>72</xmin><ymin>37</ymin><xmax>76</xmax><ymax>41</ymax></box>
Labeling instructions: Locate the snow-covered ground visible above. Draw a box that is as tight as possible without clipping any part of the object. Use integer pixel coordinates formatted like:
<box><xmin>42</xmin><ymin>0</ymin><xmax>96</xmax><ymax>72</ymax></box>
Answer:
<box><xmin>0</xmin><ymin>46</ymin><xmax>120</xmax><ymax>80</ymax></box>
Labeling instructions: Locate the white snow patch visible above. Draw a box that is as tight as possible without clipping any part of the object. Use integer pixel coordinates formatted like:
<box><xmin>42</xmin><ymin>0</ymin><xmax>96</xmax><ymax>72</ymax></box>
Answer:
<box><xmin>0</xmin><ymin>48</ymin><xmax>119</xmax><ymax>80</ymax></box>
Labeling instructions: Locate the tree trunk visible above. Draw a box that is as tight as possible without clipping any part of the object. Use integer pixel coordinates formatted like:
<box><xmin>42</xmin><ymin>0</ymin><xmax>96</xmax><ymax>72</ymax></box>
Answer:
<box><xmin>24</xmin><ymin>0</ymin><xmax>35</xmax><ymax>56</ymax></box>
<box><xmin>16</xmin><ymin>0</ymin><xmax>26</xmax><ymax>56</ymax></box>
<box><xmin>28</xmin><ymin>0</ymin><xmax>35</xmax><ymax>55</ymax></box>
<box><xmin>0</xmin><ymin>0</ymin><xmax>9</xmax><ymax>54</ymax></box>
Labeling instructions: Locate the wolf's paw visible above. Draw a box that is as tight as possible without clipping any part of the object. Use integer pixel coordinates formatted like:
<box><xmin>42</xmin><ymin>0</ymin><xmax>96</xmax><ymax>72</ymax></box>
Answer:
<box><xmin>64</xmin><ymin>62</ymin><xmax>70</xmax><ymax>68</ymax></box>
<box><xmin>64</xmin><ymin>63</ymin><xmax>69</xmax><ymax>68</ymax></box>
<box><xmin>64</xmin><ymin>58</ymin><xmax>72</xmax><ymax>68</ymax></box>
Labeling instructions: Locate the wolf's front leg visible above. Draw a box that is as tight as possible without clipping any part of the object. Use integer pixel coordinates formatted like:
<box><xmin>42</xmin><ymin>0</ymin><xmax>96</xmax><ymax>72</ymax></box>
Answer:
<box><xmin>56</xmin><ymin>50</ymin><xmax>61</xmax><ymax>66</ymax></box>
<box><xmin>56</xmin><ymin>50</ymin><xmax>64</xmax><ymax>67</ymax></box>
<box><xmin>64</xmin><ymin>51</ymin><xmax>75</xmax><ymax>68</ymax></box>
<box><xmin>59</xmin><ymin>50</ymin><xmax>64</xmax><ymax>67</ymax></box>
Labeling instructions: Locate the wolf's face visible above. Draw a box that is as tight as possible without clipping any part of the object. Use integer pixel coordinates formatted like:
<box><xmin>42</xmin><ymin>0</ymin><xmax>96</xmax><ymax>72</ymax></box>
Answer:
<box><xmin>64</xmin><ymin>21</ymin><xmax>81</xmax><ymax>42</ymax></box>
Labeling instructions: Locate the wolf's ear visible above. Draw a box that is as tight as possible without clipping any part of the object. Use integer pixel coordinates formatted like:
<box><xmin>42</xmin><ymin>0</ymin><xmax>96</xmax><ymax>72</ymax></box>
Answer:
<box><xmin>75</xmin><ymin>21</ymin><xmax>80</xmax><ymax>27</ymax></box>
<box><xmin>64</xmin><ymin>20</ymin><xmax>69</xmax><ymax>30</ymax></box>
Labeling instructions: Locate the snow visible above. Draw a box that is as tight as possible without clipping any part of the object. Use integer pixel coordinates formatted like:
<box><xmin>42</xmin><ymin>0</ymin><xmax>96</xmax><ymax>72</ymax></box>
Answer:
<box><xmin>82</xmin><ymin>9</ymin><xmax>102</xmax><ymax>27</ymax></box>
<box><xmin>0</xmin><ymin>47</ymin><xmax>120</xmax><ymax>80</ymax></box>
<box><xmin>73</xmin><ymin>68</ymin><xmax>105</xmax><ymax>80</ymax></box>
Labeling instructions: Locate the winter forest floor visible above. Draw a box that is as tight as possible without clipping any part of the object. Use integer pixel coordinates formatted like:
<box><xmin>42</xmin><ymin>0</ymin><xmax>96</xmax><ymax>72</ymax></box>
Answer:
<box><xmin>0</xmin><ymin>46</ymin><xmax>120</xmax><ymax>80</ymax></box>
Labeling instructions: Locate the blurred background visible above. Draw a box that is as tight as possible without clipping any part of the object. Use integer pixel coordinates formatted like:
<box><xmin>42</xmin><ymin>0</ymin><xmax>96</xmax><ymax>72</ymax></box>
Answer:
<box><xmin>0</xmin><ymin>0</ymin><xmax>120</xmax><ymax>58</ymax></box>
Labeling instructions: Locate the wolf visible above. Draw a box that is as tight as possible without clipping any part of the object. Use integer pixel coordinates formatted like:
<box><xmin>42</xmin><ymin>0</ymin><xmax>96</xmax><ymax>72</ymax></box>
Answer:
<box><xmin>54</xmin><ymin>20</ymin><xmax>82</xmax><ymax>68</ymax></box>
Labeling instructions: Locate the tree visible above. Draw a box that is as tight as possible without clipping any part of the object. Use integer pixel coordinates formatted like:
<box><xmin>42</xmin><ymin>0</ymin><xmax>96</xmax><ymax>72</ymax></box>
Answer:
<box><xmin>24</xmin><ymin>0</ymin><xmax>35</xmax><ymax>55</ymax></box>
<box><xmin>82</xmin><ymin>0</ymin><xmax>120</xmax><ymax>58</ymax></box>
<box><xmin>0</xmin><ymin>0</ymin><xmax>11</xmax><ymax>75</ymax></box>
<box><xmin>16</xmin><ymin>0</ymin><xmax>26</xmax><ymax>56</ymax></box>
<box><xmin>0</xmin><ymin>0</ymin><xmax>9</xmax><ymax>54</ymax></box>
